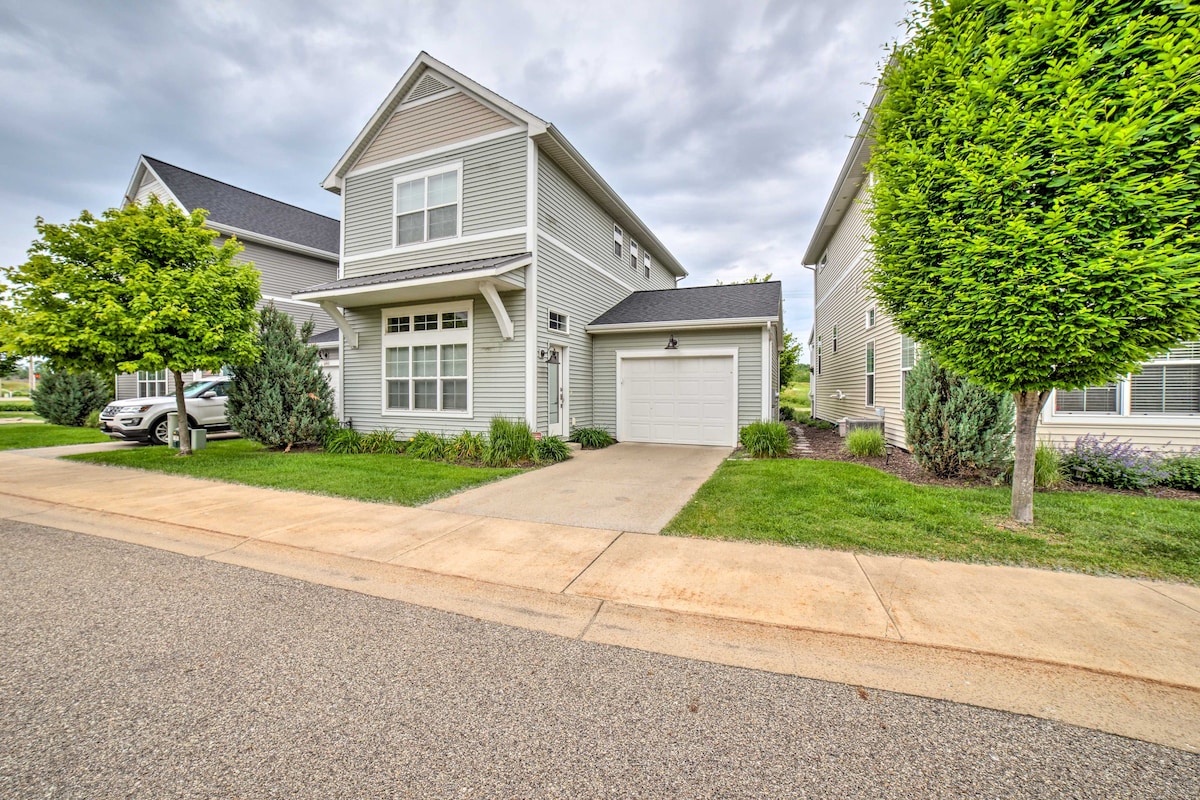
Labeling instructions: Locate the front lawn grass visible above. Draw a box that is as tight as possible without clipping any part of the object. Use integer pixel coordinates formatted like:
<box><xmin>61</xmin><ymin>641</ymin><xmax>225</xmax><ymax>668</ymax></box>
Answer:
<box><xmin>0</xmin><ymin>423</ymin><xmax>109</xmax><ymax>450</ymax></box>
<box><xmin>67</xmin><ymin>439</ymin><xmax>524</xmax><ymax>506</ymax></box>
<box><xmin>665</xmin><ymin>459</ymin><xmax>1200</xmax><ymax>584</ymax></box>
<box><xmin>0</xmin><ymin>412</ymin><xmax>43</xmax><ymax>419</ymax></box>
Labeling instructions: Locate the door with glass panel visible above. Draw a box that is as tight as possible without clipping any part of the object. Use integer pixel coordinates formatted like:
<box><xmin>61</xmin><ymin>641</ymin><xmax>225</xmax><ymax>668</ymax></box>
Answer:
<box><xmin>547</xmin><ymin>346</ymin><xmax>567</xmax><ymax>437</ymax></box>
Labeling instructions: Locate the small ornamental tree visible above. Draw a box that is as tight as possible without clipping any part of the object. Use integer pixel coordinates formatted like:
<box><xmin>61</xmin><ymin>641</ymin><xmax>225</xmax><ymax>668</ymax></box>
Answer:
<box><xmin>0</xmin><ymin>198</ymin><xmax>260</xmax><ymax>454</ymax></box>
<box><xmin>31</xmin><ymin>367</ymin><xmax>112</xmax><ymax>427</ymax></box>
<box><xmin>904</xmin><ymin>350</ymin><xmax>1014</xmax><ymax>479</ymax></box>
<box><xmin>868</xmin><ymin>0</ymin><xmax>1200</xmax><ymax>522</ymax></box>
<box><xmin>226</xmin><ymin>304</ymin><xmax>335</xmax><ymax>451</ymax></box>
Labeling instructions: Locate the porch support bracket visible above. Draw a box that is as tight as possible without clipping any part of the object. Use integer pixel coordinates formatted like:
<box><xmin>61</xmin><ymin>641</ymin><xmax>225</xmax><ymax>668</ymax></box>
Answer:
<box><xmin>478</xmin><ymin>281</ymin><xmax>514</xmax><ymax>340</ymax></box>
<box><xmin>318</xmin><ymin>301</ymin><xmax>359</xmax><ymax>348</ymax></box>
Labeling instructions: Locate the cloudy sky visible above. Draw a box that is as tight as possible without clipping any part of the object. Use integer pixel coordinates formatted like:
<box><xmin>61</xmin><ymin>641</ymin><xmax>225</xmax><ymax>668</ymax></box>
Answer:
<box><xmin>0</xmin><ymin>0</ymin><xmax>908</xmax><ymax>340</ymax></box>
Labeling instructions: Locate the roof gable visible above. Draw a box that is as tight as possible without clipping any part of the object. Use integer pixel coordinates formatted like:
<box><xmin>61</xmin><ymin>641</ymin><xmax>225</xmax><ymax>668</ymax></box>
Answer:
<box><xmin>590</xmin><ymin>282</ymin><xmax>782</xmax><ymax>327</ymax></box>
<box><xmin>131</xmin><ymin>156</ymin><xmax>340</xmax><ymax>257</ymax></box>
<box><xmin>352</xmin><ymin>92</ymin><xmax>516</xmax><ymax>172</ymax></box>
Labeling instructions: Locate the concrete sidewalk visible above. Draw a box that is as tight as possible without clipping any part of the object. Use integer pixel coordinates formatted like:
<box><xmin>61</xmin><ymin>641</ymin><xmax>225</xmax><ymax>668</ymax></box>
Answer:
<box><xmin>1</xmin><ymin>447</ymin><xmax>1197</xmax><ymax>752</ymax></box>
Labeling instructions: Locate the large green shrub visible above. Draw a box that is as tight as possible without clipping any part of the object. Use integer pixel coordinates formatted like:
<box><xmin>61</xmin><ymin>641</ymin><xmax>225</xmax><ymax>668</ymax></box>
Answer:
<box><xmin>845</xmin><ymin>429</ymin><xmax>885</xmax><ymax>458</ymax></box>
<box><xmin>484</xmin><ymin>417</ymin><xmax>536</xmax><ymax>466</ymax></box>
<box><xmin>1161</xmin><ymin>453</ymin><xmax>1200</xmax><ymax>492</ymax></box>
<box><xmin>570</xmin><ymin>426</ymin><xmax>615</xmax><ymax>449</ymax></box>
<box><xmin>739</xmin><ymin>421</ymin><xmax>790</xmax><ymax>458</ymax></box>
<box><xmin>534</xmin><ymin>436</ymin><xmax>571</xmax><ymax>463</ymax></box>
<box><xmin>227</xmin><ymin>304</ymin><xmax>335</xmax><ymax>451</ymax></box>
<box><xmin>31</xmin><ymin>369</ymin><xmax>111</xmax><ymax>426</ymax></box>
<box><xmin>904</xmin><ymin>351</ymin><xmax>1014</xmax><ymax>478</ymax></box>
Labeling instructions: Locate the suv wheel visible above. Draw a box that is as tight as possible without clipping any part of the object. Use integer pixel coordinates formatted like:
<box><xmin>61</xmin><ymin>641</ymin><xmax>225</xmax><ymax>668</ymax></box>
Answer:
<box><xmin>148</xmin><ymin>416</ymin><xmax>171</xmax><ymax>446</ymax></box>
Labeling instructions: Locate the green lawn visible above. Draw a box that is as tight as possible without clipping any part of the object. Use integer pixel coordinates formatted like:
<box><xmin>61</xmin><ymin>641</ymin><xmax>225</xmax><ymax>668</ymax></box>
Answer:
<box><xmin>780</xmin><ymin>380</ymin><xmax>810</xmax><ymax>413</ymax></box>
<box><xmin>665</xmin><ymin>459</ymin><xmax>1200</xmax><ymax>584</ymax></box>
<box><xmin>68</xmin><ymin>439</ymin><xmax>525</xmax><ymax>506</ymax></box>
<box><xmin>0</xmin><ymin>423</ymin><xmax>110</xmax><ymax>450</ymax></box>
<box><xmin>0</xmin><ymin>412</ymin><xmax>42</xmax><ymax>419</ymax></box>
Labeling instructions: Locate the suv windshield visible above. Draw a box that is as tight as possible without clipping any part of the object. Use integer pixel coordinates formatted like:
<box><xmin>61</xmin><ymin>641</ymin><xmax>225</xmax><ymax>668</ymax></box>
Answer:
<box><xmin>182</xmin><ymin>380</ymin><xmax>227</xmax><ymax>398</ymax></box>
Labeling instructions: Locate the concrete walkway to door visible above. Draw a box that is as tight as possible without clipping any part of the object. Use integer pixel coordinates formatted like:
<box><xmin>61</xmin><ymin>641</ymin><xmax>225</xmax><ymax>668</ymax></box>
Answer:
<box><xmin>423</xmin><ymin>442</ymin><xmax>730</xmax><ymax>533</ymax></box>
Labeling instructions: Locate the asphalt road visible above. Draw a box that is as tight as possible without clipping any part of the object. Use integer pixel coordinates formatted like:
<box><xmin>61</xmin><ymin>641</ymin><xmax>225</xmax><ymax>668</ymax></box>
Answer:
<box><xmin>2</xmin><ymin>519</ymin><xmax>1196</xmax><ymax>799</ymax></box>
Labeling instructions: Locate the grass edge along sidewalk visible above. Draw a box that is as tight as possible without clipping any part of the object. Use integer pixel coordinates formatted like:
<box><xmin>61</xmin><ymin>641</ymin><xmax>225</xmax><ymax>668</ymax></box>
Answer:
<box><xmin>665</xmin><ymin>458</ymin><xmax>1200</xmax><ymax>585</ymax></box>
<box><xmin>68</xmin><ymin>439</ymin><xmax>524</xmax><ymax>506</ymax></box>
<box><xmin>0</xmin><ymin>423</ymin><xmax>108</xmax><ymax>450</ymax></box>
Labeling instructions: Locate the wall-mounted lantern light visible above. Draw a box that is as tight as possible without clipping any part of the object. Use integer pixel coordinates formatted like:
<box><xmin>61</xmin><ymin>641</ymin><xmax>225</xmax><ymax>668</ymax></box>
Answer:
<box><xmin>665</xmin><ymin>334</ymin><xmax>679</xmax><ymax>350</ymax></box>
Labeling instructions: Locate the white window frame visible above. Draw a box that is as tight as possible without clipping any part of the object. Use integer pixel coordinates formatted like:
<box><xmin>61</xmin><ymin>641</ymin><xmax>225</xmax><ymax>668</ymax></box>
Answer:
<box><xmin>137</xmin><ymin>369</ymin><xmax>168</xmax><ymax>397</ymax></box>
<box><xmin>392</xmin><ymin>161</ymin><xmax>463</xmax><ymax>249</ymax></box>
<box><xmin>865</xmin><ymin>307</ymin><xmax>876</xmax><ymax>328</ymax></box>
<box><xmin>643</xmin><ymin>251</ymin><xmax>651</xmax><ymax>280</ymax></box>
<box><xmin>865</xmin><ymin>339</ymin><xmax>876</xmax><ymax>407</ymax></box>
<box><xmin>900</xmin><ymin>335</ymin><xmax>917</xmax><ymax>409</ymax></box>
<box><xmin>629</xmin><ymin>239</ymin><xmax>639</xmax><ymax>272</ymax></box>
<box><xmin>380</xmin><ymin>299</ymin><xmax>473</xmax><ymax>418</ymax></box>
<box><xmin>548</xmin><ymin>310</ymin><xmax>569</xmax><ymax>334</ymax></box>
<box><xmin>613</xmin><ymin>224</ymin><xmax>623</xmax><ymax>259</ymax></box>
<box><xmin>1045</xmin><ymin>342</ymin><xmax>1200</xmax><ymax>422</ymax></box>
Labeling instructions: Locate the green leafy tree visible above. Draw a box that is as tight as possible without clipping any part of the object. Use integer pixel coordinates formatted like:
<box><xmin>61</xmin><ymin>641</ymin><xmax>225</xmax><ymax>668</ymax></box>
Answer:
<box><xmin>904</xmin><ymin>350</ymin><xmax>1014</xmax><ymax>479</ymax></box>
<box><xmin>227</xmin><ymin>304</ymin><xmax>335</xmax><ymax>451</ymax></box>
<box><xmin>867</xmin><ymin>0</ymin><xmax>1200</xmax><ymax>522</ymax></box>
<box><xmin>31</xmin><ymin>367</ymin><xmax>112</xmax><ymax>426</ymax></box>
<box><xmin>0</xmin><ymin>197</ymin><xmax>260</xmax><ymax>454</ymax></box>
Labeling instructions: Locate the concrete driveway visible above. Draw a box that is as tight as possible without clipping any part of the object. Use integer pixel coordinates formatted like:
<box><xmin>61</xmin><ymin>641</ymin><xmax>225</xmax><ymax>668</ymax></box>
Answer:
<box><xmin>423</xmin><ymin>442</ymin><xmax>730</xmax><ymax>533</ymax></box>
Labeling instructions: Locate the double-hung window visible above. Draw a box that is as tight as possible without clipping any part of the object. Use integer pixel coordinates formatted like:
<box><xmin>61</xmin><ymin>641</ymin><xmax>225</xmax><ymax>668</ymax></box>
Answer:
<box><xmin>629</xmin><ymin>240</ymin><xmax>639</xmax><ymax>272</ymax></box>
<box><xmin>137</xmin><ymin>370</ymin><xmax>167</xmax><ymax>397</ymax></box>
<box><xmin>643</xmin><ymin>251</ymin><xmax>651</xmax><ymax>279</ymax></box>
<box><xmin>613</xmin><ymin>225</ymin><xmax>623</xmax><ymax>259</ymax></box>
<box><xmin>1050</xmin><ymin>341</ymin><xmax>1200</xmax><ymax>417</ymax></box>
<box><xmin>394</xmin><ymin>164</ymin><xmax>461</xmax><ymax>247</ymax></box>
<box><xmin>900</xmin><ymin>335</ymin><xmax>917</xmax><ymax>408</ymax></box>
<box><xmin>382</xmin><ymin>302</ymin><xmax>471</xmax><ymax>415</ymax></box>
<box><xmin>865</xmin><ymin>340</ymin><xmax>876</xmax><ymax>407</ymax></box>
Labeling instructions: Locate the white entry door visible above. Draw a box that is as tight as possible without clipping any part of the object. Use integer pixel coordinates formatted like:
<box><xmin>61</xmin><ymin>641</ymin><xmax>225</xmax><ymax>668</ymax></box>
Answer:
<box><xmin>547</xmin><ymin>346</ymin><xmax>567</xmax><ymax>437</ymax></box>
<box><xmin>618</xmin><ymin>354</ymin><xmax>736</xmax><ymax>446</ymax></box>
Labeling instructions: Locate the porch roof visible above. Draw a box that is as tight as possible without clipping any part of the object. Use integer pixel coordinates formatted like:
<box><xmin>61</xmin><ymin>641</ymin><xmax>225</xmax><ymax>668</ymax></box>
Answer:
<box><xmin>292</xmin><ymin>252</ymin><xmax>529</xmax><ymax>307</ymax></box>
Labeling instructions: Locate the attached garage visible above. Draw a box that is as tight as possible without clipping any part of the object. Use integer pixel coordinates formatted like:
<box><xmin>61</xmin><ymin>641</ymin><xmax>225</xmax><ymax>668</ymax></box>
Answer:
<box><xmin>588</xmin><ymin>282</ymin><xmax>784</xmax><ymax>448</ymax></box>
<box><xmin>618</xmin><ymin>351</ymin><xmax>738</xmax><ymax>446</ymax></box>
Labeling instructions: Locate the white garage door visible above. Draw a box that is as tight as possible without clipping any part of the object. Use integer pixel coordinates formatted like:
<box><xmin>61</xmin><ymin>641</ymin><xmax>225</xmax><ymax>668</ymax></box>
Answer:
<box><xmin>618</xmin><ymin>355</ymin><xmax>736</xmax><ymax>446</ymax></box>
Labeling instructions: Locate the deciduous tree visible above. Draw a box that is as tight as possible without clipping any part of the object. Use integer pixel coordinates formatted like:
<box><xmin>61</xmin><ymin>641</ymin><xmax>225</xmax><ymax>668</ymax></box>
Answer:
<box><xmin>868</xmin><ymin>0</ymin><xmax>1200</xmax><ymax>521</ymax></box>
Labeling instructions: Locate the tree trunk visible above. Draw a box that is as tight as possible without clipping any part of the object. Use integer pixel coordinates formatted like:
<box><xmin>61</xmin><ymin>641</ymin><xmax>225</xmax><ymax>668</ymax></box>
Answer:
<box><xmin>173</xmin><ymin>369</ymin><xmax>191</xmax><ymax>456</ymax></box>
<box><xmin>1010</xmin><ymin>390</ymin><xmax>1049</xmax><ymax>524</ymax></box>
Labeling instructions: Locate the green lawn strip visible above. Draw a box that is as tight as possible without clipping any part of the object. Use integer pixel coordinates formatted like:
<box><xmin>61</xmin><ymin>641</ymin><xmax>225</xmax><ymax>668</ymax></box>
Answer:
<box><xmin>780</xmin><ymin>381</ymin><xmax>810</xmax><ymax>412</ymax></box>
<box><xmin>0</xmin><ymin>423</ymin><xmax>110</xmax><ymax>450</ymax></box>
<box><xmin>67</xmin><ymin>439</ymin><xmax>524</xmax><ymax>506</ymax></box>
<box><xmin>0</xmin><ymin>412</ymin><xmax>43</xmax><ymax>419</ymax></box>
<box><xmin>664</xmin><ymin>459</ymin><xmax>1200</xmax><ymax>584</ymax></box>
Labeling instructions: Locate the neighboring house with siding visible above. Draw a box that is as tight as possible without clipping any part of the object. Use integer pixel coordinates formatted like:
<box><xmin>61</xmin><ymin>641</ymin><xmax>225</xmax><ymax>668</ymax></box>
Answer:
<box><xmin>293</xmin><ymin>52</ymin><xmax>782</xmax><ymax>446</ymax></box>
<box><xmin>119</xmin><ymin>156</ymin><xmax>341</xmax><ymax>406</ymax></box>
<box><xmin>803</xmin><ymin>91</ymin><xmax>1200</xmax><ymax>452</ymax></box>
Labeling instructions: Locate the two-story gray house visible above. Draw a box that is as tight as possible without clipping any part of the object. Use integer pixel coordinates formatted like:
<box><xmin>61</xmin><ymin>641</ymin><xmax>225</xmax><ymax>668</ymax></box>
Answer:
<box><xmin>119</xmin><ymin>156</ymin><xmax>342</xmax><ymax>405</ymax></box>
<box><xmin>295</xmin><ymin>53</ymin><xmax>782</xmax><ymax>446</ymax></box>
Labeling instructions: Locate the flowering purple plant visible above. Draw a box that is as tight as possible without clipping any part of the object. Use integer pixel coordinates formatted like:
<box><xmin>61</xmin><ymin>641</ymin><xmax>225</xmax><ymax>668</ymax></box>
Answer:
<box><xmin>1060</xmin><ymin>434</ymin><xmax>1169</xmax><ymax>491</ymax></box>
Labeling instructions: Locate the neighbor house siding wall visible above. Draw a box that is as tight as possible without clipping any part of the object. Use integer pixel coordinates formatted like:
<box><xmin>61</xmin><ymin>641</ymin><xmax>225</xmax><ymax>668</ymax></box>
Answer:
<box><xmin>342</xmin><ymin>131</ymin><xmax>528</xmax><ymax>275</ymax></box>
<box><xmin>591</xmin><ymin>328</ymin><xmax>765</xmax><ymax>437</ymax></box>
<box><xmin>536</xmin><ymin>152</ymin><xmax>675</xmax><ymax>293</ymax></box>
<box><xmin>215</xmin><ymin>238</ymin><xmax>338</xmax><ymax>334</ymax></box>
<box><xmin>339</xmin><ymin>291</ymin><xmax>526</xmax><ymax>436</ymax></box>
<box><xmin>1035</xmin><ymin>418</ymin><xmax>1200</xmax><ymax>452</ymax></box>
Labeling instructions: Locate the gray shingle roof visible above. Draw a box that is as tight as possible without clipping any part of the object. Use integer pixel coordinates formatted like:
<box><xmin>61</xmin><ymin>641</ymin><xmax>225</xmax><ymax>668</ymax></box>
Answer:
<box><xmin>294</xmin><ymin>252</ymin><xmax>531</xmax><ymax>295</ymax></box>
<box><xmin>590</xmin><ymin>282</ymin><xmax>781</xmax><ymax>326</ymax></box>
<box><xmin>307</xmin><ymin>328</ymin><xmax>340</xmax><ymax>345</ymax></box>
<box><xmin>144</xmin><ymin>156</ymin><xmax>340</xmax><ymax>255</ymax></box>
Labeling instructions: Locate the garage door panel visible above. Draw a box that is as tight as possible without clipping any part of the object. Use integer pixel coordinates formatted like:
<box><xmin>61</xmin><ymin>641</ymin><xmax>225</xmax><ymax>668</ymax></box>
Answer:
<box><xmin>619</xmin><ymin>355</ymin><xmax>735</xmax><ymax>447</ymax></box>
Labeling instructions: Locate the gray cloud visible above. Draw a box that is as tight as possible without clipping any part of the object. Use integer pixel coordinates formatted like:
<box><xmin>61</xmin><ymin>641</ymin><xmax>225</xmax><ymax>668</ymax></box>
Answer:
<box><xmin>0</xmin><ymin>0</ymin><xmax>908</xmax><ymax>341</ymax></box>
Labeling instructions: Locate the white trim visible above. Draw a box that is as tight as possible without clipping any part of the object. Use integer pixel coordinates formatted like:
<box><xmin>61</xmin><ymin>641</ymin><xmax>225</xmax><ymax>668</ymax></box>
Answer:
<box><xmin>338</xmin><ymin>188</ymin><xmax>346</xmax><ymax>280</ymax></box>
<box><xmin>587</xmin><ymin>317</ymin><xmax>775</xmax><ymax>334</ymax></box>
<box><xmin>209</xmin><ymin>222</ymin><xmax>338</xmax><ymax>261</ymax></box>
<box><xmin>344</xmin><ymin>127</ymin><xmax>526</xmax><ymax>181</ymax></box>
<box><xmin>548</xmin><ymin>310</ymin><xmax>569</xmax><ymax>335</ymax></box>
<box><xmin>477</xmin><ymin>280</ymin><xmax>514</xmax><ymax>340</ymax></box>
<box><xmin>525</xmin><ymin>137</ymin><xmax>539</xmax><ymax>428</ymax></box>
<box><xmin>125</xmin><ymin>158</ymin><xmax>185</xmax><ymax>209</ymax></box>
<box><xmin>614</xmin><ymin>348</ymin><xmax>739</xmax><ymax>447</ymax></box>
<box><xmin>547</xmin><ymin>344</ymin><xmax>568</xmax><ymax>437</ymax></box>
<box><xmin>538</xmin><ymin>229</ymin><xmax>638</xmax><ymax>293</ymax></box>
<box><xmin>865</xmin><ymin>338</ymin><xmax>876</xmax><ymax>408</ymax></box>
<box><xmin>815</xmin><ymin>253</ymin><xmax>870</xmax><ymax>309</ymax></box>
<box><xmin>319</xmin><ymin>301</ymin><xmax>359</xmax><ymax>349</ymax></box>
<box><xmin>391</xmin><ymin>160</ymin><xmax>464</xmax><ymax>249</ymax></box>
<box><xmin>379</xmin><ymin>299</ymin><xmax>474</xmax><ymax>419</ymax></box>
<box><xmin>294</xmin><ymin>257</ymin><xmax>528</xmax><ymax>304</ymax></box>
<box><xmin>343</xmin><ymin>226</ymin><xmax>528</xmax><ymax>265</ymax></box>
<box><xmin>762</xmin><ymin>325</ymin><xmax>772</xmax><ymax>420</ymax></box>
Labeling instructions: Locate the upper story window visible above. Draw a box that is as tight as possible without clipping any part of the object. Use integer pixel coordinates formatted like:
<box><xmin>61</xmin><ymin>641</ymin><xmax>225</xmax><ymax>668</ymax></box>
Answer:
<box><xmin>549</xmin><ymin>311</ymin><xmax>568</xmax><ymax>333</ymax></box>
<box><xmin>643</xmin><ymin>251</ymin><xmax>651</xmax><ymax>279</ymax></box>
<box><xmin>865</xmin><ymin>307</ymin><xmax>876</xmax><ymax>328</ymax></box>
<box><xmin>613</xmin><ymin>225</ymin><xmax>623</xmax><ymax>259</ymax></box>
<box><xmin>394</xmin><ymin>164</ymin><xmax>461</xmax><ymax>247</ymax></box>
<box><xmin>629</xmin><ymin>240</ymin><xmax>639</xmax><ymax>272</ymax></box>
<box><xmin>831</xmin><ymin>325</ymin><xmax>838</xmax><ymax>353</ymax></box>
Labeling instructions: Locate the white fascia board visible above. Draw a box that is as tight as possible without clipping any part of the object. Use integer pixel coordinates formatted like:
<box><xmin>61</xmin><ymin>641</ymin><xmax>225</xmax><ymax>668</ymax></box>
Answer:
<box><xmin>586</xmin><ymin>317</ymin><xmax>775</xmax><ymax>334</ymax></box>
<box><xmin>124</xmin><ymin>157</ymin><xmax>185</xmax><ymax>210</ymax></box>
<box><xmin>322</xmin><ymin>51</ymin><xmax>547</xmax><ymax>192</ymax></box>
<box><xmin>539</xmin><ymin>127</ymin><xmax>687</xmax><ymax>279</ymax></box>
<box><xmin>292</xmin><ymin>257</ymin><xmax>530</xmax><ymax>304</ymax></box>
<box><xmin>207</xmin><ymin>222</ymin><xmax>339</xmax><ymax>262</ymax></box>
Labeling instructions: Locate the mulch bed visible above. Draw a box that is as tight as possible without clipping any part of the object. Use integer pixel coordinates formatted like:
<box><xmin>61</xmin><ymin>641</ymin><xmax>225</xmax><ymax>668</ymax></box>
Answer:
<box><xmin>783</xmin><ymin>421</ymin><xmax>1199</xmax><ymax>501</ymax></box>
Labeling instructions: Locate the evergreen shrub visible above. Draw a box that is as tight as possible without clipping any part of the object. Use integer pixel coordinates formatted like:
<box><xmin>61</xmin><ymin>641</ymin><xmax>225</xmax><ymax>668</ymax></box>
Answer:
<box><xmin>31</xmin><ymin>369</ymin><xmax>111</xmax><ymax>426</ymax></box>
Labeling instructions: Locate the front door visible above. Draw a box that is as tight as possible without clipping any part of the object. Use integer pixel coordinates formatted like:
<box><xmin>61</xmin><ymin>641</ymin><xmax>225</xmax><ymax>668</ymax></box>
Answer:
<box><xmin>547</xmin><ymin>346</ymin><xmax>567</xmax><ymax>437</ymax></box>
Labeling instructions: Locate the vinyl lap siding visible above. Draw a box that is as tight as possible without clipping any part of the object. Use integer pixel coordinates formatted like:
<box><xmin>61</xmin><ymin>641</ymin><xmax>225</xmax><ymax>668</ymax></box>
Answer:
<box><xmin>343</xmin><ymin>132</ymin><xmax>528</xmax><ymax>273</ymax></box>
<box><xmin>591</xmin><ymin>328</ymin><xmax>764</xmax><ymax>438</ymax></box>
<box><xmin>353</xmin><ymin>92</ymin><xmax>515</xmax><ymax>171</ymax></box>
<box><xmin>134</xmin><ymin>173</ymin><xmax>172</xmax><ymax>205</ymax></box>
<box><xmin>1038</xmin><ymin>418</ymin><xmax>1200</xmax><ymax>452</ymax></box>
<box><xmin>537</xmin><ymin>152</ymin><xmax>674</xmax><ymax>292</ymax></box>
<box><xmin>235</xmin><ymin>240</ymin><xmax>337</xmax><ymax>298</ymax></box>
<box><xmin>340</xmin><ymin>292</ymin><xmax>526</xmax><ymax>436</ymax></box>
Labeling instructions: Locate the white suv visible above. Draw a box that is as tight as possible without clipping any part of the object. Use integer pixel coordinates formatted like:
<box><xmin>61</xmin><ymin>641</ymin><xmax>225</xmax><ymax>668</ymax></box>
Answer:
<box><xmin>99</xmin><ymin>377</ymin><xmax>235</xmax><ymax>445</ymax></box>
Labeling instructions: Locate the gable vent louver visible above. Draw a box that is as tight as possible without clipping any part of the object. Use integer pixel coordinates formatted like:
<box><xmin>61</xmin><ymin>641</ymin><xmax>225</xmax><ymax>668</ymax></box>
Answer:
<box><xmin>405</xmin><ymin>72</ymin><xmax>452</xmax><ymax>103</ymax></box>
